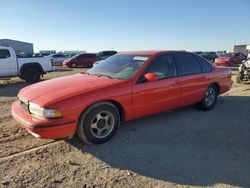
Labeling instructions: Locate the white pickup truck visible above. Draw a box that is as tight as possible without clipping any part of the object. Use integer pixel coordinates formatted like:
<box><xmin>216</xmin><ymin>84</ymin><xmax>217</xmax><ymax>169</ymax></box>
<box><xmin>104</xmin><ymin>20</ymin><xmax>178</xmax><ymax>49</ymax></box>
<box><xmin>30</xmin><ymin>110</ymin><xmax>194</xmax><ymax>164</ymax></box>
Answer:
<box><xmin>0</xmin><ymin>46</ymin><xmax>53</xmax><ymax>83</ymax></box>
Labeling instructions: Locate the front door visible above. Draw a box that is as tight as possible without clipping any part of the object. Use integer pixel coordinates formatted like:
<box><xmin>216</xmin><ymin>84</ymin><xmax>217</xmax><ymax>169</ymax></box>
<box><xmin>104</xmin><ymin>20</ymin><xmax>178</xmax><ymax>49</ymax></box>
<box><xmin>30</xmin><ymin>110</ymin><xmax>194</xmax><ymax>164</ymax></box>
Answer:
<box><xmin>132</xmin><ymin>53</ymin><xmax>181</xmax><ymax>119</ymax></box>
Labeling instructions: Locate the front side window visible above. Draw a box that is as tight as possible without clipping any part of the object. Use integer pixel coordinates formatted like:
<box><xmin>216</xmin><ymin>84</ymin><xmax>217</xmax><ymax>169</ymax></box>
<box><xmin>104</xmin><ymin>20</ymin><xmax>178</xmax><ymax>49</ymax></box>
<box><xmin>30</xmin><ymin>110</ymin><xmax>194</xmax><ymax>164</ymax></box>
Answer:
<box><xmin>143</xmin><ymin>54</ymin><xmax>177</xmax><ymax>79</ymax></box>
<box><xmin>174</xmin><ymin>53</ymin><xmax>202</xmax><ymax>75</ymax></box>
<box><xmin>0</xmin><ymin>50</ymin><xmax>10</xmax><ymax>59</ymax></box>
<box><xmin>87</xmin><ymin>54</ymin><xmax>151</xmax><ymax>80</ymax></box>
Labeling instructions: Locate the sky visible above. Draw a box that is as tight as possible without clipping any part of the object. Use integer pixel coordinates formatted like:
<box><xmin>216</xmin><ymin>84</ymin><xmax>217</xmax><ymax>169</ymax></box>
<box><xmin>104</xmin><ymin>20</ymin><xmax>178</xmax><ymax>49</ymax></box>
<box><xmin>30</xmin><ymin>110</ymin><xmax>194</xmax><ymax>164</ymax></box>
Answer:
<box><xmin>0</xmin><ymin>0</ymin><xmax>250</xmax><ymax>52</ymax></box>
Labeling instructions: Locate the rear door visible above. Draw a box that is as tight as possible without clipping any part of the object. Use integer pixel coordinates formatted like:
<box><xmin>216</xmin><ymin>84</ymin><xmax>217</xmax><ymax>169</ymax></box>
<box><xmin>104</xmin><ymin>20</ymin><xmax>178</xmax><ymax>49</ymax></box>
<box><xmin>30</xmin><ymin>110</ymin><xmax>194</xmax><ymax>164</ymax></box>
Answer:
<box><xmin>86</xmin><ymin>54</ymin><xmax>98</xmax><ymax>67</ymax></box>
<box><xmin>174</xmin><ymin>52</ymin><xmax>209</xmax><ymax>106</ymax></box>
<box><xmin>132</xmin><ymin>53</ymin><xmax>181</xmax><ymax>118</ymax></box>
<box><xmin>0</xmin><ymin>49</ymin><xmax>17</xmax><ymax>77</ymax></box>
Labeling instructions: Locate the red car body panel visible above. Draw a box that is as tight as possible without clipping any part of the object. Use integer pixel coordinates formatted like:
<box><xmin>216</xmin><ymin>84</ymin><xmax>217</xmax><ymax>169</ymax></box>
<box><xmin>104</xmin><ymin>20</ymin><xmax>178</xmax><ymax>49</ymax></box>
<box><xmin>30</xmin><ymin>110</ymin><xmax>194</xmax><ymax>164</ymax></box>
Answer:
<box><xmin>12</xmin><ymin>51</ymin><xmax>233</xmax><ymax>139</ymax></box>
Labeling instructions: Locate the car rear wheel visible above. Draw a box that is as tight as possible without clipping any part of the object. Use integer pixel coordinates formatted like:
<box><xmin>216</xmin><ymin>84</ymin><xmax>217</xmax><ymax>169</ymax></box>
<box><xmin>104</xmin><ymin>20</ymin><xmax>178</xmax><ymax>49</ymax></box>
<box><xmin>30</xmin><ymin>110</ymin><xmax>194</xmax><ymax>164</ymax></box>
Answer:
<box><xmin>77</xmin><ymin>102</ymin><xmax>120</xmax><ymax>144</ymax></box>
<box><xmin>197</xmin><ymin>84</ymin><xmax>218</xmax><ymax>111</ymax></box>
<box><xmin>229</xmin><ymin>61</ymin><xmax>234</xmax><ymax>66</ymax></box>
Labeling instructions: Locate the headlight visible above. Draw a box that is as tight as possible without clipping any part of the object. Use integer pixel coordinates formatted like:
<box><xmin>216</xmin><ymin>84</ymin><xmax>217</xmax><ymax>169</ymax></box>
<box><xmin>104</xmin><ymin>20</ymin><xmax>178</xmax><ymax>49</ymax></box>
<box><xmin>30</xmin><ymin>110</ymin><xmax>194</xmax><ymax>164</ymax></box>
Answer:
<box><xmin>29</xmin><ymin>103</ymin><xmax>44</xmax><ymax>117</ymax></box>
<box><xmin>29</xmin><ymin>103</ymin><xmax>62</xmax><ymax>119</ymax></box>
<box><xmin>44</xmin><ymin>109</ymin><xmax>62</xmax><ymax>119</ymax></box>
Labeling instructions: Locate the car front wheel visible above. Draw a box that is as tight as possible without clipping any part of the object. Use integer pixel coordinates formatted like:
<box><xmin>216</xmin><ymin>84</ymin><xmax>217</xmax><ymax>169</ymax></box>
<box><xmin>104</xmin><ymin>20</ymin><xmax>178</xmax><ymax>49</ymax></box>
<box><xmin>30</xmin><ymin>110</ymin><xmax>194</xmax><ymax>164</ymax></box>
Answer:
<box><xmin>197</xmin><ymin>85</ymin><xmax>218</xmax><ymax>111</ymax></box>
<box><xmin>71</xmin><ymin>62</ymin><xmax>77</xmax><ymax>68</ymax></box>
<box><xmin>77</xmin><ymin>102</ymin><xmax>120</xmax><ymax>144</ymax></box>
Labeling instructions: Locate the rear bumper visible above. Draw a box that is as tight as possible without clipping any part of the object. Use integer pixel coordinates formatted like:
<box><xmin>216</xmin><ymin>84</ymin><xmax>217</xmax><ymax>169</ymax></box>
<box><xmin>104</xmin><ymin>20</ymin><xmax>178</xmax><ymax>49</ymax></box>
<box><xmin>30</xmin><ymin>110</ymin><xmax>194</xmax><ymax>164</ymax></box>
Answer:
<box><xmin>11</xmin><ymin>101</ymin><xmax>77</xmax><ymax>139</ymax></box>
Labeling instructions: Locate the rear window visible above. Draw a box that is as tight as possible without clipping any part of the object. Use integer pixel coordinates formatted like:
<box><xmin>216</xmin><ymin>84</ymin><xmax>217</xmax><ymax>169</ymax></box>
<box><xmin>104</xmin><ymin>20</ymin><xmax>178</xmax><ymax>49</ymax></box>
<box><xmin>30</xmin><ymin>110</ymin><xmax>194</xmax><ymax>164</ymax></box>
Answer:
<box><xmin>174</xmin><ymin>53</ymin><xmax>202</xmax><ymax>75</ymax></box>
<box><xmin>194</xmin><ymin>55</ymin><xmax>212</xmax><ymax>73</ymax></box>
<box><xmin>0</xmin><ymin>49</ymin><xmax>10</xmax><ymax>59</ymax></box>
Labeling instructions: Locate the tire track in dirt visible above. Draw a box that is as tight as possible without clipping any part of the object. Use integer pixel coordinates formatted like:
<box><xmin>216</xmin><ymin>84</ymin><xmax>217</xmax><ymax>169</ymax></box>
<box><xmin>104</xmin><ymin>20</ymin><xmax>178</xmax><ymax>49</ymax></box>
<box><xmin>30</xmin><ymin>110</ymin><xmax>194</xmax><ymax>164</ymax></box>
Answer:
<box><xmin>0</xmin><ymin>140</ymin><xmax>60</xmax><ymax>161</ymax></box>
<box><xmin>0</xmin><ymin>136</ymin><xmax>56</xmax><ymax>158</ymax></box>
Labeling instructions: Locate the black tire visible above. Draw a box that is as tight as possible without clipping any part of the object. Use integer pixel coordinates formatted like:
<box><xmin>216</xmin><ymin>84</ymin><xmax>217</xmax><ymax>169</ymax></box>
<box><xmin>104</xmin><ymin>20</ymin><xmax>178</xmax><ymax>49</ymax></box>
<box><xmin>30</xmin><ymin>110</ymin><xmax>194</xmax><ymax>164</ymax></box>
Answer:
<box><xmin>197</xmin><ymin>84</ymin><xmax>218</xmax><ymax>111</ymax></box>
<box><xmin>77</xmin><ymin>102</ymin><xmax>120</xmax><ymax>144</ymax></box>
<box><xmin>22</xmin><ymin>68</ymin><xmax>41</xmax><ymax>83</ymax></box>
<box><xmin>71</xmin><ymin>62</ymin><xmax>77</xmax><ymax>68</ymax></box>
<box><xmin>229</xmin><ymin>61</ymin><xmax>234</xmax><ymax>66</ymax></box>
<box><xmin>236</xmin><ymin>71</ymin><xmax>244</xmax><ymax>83</ymax></box>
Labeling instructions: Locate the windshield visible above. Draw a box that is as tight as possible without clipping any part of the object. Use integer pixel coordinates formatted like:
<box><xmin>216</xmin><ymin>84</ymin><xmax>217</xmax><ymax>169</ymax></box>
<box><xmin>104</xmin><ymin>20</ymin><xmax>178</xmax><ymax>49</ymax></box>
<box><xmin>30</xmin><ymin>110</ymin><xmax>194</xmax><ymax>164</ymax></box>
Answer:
<box><xmin>87</xmin><ymin>54</ymin><xmax>151</xmax><ymax>80</ymax></box>
<box><xmin>69</xmin><ymin>53</ymin><xmax>81</xmax><ymax>59</ymax></box>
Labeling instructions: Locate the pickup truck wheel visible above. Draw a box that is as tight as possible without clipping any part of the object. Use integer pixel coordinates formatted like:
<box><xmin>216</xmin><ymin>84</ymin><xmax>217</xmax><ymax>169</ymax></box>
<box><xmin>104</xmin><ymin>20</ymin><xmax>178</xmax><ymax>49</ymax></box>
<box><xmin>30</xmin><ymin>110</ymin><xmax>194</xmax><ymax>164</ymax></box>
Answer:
<box><xmin>22</xmin><ymin>68</ymin><xmax>41</xmax><ymax>83</ymax></box>
<box><xmin>77</xmin><ymin>102</ymin><xmax>120</xmax><ymax>144</ymax></box>
<box><xmin>197</xmin><ymin>85</ymin><xmax>218</xmax><ymax>111</ymax></box>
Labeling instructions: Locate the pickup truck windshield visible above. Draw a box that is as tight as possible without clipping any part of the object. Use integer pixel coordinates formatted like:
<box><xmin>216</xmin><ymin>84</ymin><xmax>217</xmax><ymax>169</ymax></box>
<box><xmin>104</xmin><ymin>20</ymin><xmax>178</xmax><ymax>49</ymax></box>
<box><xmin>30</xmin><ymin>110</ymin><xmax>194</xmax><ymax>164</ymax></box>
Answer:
<box><xmin>87</xmin><ymin>54</ymin><xmax>151</xmax><ymax>80</ymax></box>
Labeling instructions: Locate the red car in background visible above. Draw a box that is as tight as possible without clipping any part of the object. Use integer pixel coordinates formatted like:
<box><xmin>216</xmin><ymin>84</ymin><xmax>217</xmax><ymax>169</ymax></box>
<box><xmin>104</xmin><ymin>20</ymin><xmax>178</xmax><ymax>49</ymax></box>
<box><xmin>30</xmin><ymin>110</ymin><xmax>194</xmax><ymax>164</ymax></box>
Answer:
<box><xmin>63</xmin><ymin>53</ymin><xmax>100</xmax><ymax>68</ymax></box>
<box><xmin>215</xmin><ymin>52</ymin><xmax>246</xmax><ymax>66</ymax></box>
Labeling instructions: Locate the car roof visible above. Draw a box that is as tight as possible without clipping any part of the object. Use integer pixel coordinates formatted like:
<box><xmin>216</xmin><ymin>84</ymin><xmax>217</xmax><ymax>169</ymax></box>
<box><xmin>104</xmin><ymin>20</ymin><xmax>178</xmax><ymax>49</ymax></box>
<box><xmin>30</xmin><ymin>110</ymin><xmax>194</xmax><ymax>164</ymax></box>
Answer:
<box><xmin>119</xmin><ymin>50</ymin><xmax>187</xmax><ymax>55</ymax></box>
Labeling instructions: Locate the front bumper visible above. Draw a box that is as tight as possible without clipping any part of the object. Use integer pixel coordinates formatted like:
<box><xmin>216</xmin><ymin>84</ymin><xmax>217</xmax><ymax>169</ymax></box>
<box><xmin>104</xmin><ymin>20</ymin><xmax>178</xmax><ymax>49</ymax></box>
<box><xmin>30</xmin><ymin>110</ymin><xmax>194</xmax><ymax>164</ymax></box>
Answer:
<box><xmin>11</xmin><ymin>101</ymin><xmax>77</xmax><ymax>139</ymax></box>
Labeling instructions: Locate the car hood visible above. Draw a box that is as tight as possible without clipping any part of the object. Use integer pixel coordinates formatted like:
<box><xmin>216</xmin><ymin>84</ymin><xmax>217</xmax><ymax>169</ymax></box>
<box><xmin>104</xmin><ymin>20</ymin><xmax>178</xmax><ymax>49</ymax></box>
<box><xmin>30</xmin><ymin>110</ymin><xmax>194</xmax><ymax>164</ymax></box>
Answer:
<box><xmin>19</xmin><ymin>73</ymin><xmax>124</xmax><ymax>106</ymax></box>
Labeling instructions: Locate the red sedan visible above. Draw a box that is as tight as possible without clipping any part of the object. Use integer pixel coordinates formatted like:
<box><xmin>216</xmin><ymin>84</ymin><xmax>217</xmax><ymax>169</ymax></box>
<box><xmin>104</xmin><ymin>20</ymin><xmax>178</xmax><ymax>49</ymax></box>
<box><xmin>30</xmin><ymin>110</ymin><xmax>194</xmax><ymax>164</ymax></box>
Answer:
<box><xmin>12</xmin><ymin>51</ymin><xmax>232</xmax><ymax>144</ymax></box>
<box><xmin>63</xmin><ymin>53</ymin><xmax>100</xmax><ymax>68</ymax></box>
<box><xmin>215</xmin><ymin>52</ymin><xmax>246</xmax><ymax>66</ymax></box>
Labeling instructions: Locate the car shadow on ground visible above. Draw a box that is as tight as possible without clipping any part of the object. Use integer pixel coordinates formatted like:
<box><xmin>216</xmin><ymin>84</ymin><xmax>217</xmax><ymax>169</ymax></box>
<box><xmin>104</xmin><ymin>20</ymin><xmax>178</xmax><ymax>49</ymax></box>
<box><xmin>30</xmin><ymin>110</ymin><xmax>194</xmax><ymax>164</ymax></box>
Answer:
<box><xmin>0</xmin><ymin>82</ymin><xmax>28</xmax><ymax>97</ymax></box>
<box><xmin>69</xmin><ymin>95</ymin><xmax>250</xmax><ymax>187</ymax></box>
<box><xmin>53</xmin><ymin>66</ymin><xmax>73</xmax><ymax>72</ymax></box>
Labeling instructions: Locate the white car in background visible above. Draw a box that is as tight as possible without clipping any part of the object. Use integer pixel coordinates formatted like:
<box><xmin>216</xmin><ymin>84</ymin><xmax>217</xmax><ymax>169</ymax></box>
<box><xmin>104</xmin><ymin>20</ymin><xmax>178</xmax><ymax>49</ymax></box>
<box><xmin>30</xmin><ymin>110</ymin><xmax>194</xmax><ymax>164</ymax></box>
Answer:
<box><xmin>0</xmin><ymin>46</ymin><xmax>53</xmax><ymax>83</ymax></box>
<box><xmin>48</xmin><ymin>54</ymin><xmax>67</xmax><ymax>66</ymax></box>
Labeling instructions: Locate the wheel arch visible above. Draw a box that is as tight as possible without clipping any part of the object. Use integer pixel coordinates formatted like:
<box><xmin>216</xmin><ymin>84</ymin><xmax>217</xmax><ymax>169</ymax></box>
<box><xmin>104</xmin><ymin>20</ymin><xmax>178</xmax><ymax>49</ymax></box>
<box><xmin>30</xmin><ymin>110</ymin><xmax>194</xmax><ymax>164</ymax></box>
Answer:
<box><xmin>210</xmin><ymin>82</ymin><xmax>220</xmax><ymax>94</ymax></box>
<box><xmin>20</xmin><ymin>63</ymin><xmax>45</xmax><ymax>75</ymax></box>
<box><xmin>78</xmin><ymin>100</ymin><xmax>126</xmax><ymax>125</ymax></box>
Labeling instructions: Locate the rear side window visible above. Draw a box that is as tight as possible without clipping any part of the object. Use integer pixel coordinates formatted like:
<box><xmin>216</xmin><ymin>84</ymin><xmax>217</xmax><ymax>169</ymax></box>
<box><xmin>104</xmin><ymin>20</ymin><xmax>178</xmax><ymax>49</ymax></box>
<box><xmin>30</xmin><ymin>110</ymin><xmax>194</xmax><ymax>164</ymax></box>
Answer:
<box><xmin>144</xmin><ymin>54</ymin><xmax>177</xmax><ymax>79</ymax></box>
<box><xmin>0</xmin><ymin>49</ymin><xmax>10</xmax><ymax>59</ymax></box>
<box><xmin>174</xmin><ymin>53</ymin><xmax>202</xmax><ymax>75</ymax></box>
<box><xmin>194</xmin><ymin>55</ymin><xmax>212</xmax><ymax>73</ymax></box>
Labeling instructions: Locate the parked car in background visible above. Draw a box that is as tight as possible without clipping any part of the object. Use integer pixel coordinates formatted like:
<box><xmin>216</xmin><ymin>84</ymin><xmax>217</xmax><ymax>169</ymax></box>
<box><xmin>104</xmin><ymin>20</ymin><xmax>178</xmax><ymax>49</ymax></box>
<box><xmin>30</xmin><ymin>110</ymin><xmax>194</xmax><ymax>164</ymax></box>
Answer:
<box><xmin>48</xmin><ymin>54</ymin><xmax>67</xmax><ymax>66</ymax></box>
<box><xmin>32</xmin><ymin>53</ymin><xmax>44</xmax><ymax>57</ymax></box>
<box><xmin>216</xmin><ymin>51</ymin><xmax>227</xmax><ymax>57</ymax></box>
<box><xmin>0</xmin><ymin>46</ymin><xmax>53</xmax><ymax>83</ymax></box>
<box><xmin>63</xmin><ymin>53</ymin><xmax>99</xmax><ymax>68</ymax></box>
<box><xmin>12</xmin><ymin>51</ymin><xmax>232</xmax><ymax>144</ymax></box>
<box><xmin>195</xmin><ymin>51</ymin><xmax>218</xmax><ymax>63</ymax></box>
<box><xmin>215</xmin><ymin>52</ymin><xmax>247</xmax><ymax>66</ymax></box>
<box><xmin>97</xmin><ymin>51</ymin><xmax>117</xmax><ymax>60</ymax></box>
<box><xmin>93</xmin><ymin>51</ymin><xmax>117</xmax><ymax>67</ymax></box>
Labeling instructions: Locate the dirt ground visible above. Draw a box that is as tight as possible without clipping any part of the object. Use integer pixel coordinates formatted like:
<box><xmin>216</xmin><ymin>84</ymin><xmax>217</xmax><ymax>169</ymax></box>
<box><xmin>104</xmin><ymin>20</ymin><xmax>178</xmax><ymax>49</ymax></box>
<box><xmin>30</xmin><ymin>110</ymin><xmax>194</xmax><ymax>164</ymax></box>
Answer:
<box><xmin>0</xmin><ymin>67</ymin><xmax>250</xmax><ymax>188</ymax></box>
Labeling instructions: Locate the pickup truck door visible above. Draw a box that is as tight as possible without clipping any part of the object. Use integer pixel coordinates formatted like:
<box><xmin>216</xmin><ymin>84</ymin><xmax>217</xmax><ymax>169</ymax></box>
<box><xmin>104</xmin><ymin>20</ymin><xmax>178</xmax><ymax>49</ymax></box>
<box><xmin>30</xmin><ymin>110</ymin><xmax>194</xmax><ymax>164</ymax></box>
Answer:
<box><xmin>0</xmin><ymin>49</ymin><xmax>17</xmax><ymax>77</ymax></box>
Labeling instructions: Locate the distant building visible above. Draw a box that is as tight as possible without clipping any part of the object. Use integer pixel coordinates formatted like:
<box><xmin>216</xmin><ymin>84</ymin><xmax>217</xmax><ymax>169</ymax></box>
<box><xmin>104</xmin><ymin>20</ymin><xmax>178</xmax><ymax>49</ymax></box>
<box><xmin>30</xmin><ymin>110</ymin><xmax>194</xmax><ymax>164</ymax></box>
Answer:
<box><xmin>234</xmin><ymin>44</ymin><xmax>250</xmax><ymax>55</ymax></box>
<box><xmin>0</xmin><ymin>39</ymin><xmax>33</xmax><ymax>55</ymax></box>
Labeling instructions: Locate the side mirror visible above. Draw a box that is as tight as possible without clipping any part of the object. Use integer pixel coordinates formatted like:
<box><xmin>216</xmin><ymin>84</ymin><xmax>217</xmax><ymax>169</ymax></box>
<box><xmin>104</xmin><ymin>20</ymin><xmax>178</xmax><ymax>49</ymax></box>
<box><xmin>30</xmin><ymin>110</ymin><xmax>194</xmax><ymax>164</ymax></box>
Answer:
<box><xmin>144</xmin><ymin>72</ymin><xmax>158</xmax><ymax>82</ymax></box>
